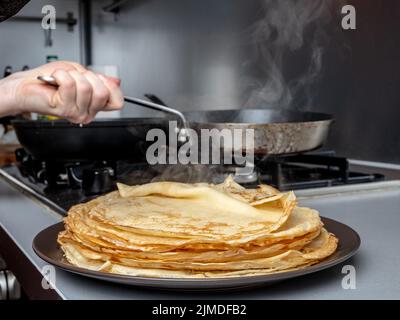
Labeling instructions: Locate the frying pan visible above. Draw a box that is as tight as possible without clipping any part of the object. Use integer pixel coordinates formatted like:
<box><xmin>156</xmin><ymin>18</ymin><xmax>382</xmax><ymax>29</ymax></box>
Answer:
<box><xmin>0</xmin><ymin>0</ymin><xmax>30</xmax><ymax>22</ymax></box>
<box><xmin>12</xmin><ymin>108</ymin><xmax>333</xmax><ymax>161</ymax></box>
<box><xmin>144</xmin><ymin>95</ymin><xmax>334</xmax><ymax>156</ymax></box>
<box><xmin>12</xmin><ymin>118</ymin><xmax>170</xmax><ymax>162</ymax></box>
<box><xmin>184</xmin><ymin>109</ymin><xmax>334</xmax><ymax>155</ymax></box>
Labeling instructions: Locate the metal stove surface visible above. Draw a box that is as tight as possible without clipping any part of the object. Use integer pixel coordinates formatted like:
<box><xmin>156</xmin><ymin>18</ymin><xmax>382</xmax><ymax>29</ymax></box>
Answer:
<box><xmin>0</xmin><ymin>165</ymin><xmax>88</xmax><ymax>214</ymax></box>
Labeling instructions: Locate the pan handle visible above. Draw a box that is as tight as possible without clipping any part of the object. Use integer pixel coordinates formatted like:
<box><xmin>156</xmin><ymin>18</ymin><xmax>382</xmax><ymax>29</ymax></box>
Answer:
<box><xmin>36</xmin><ymin>76</ymin><xmax>188</xmax><ymax>128</ymax></box>
<box><xmin>123</xmin><ymin>96</ymin><xmax>188</xmax><ymax>129</ymax></box>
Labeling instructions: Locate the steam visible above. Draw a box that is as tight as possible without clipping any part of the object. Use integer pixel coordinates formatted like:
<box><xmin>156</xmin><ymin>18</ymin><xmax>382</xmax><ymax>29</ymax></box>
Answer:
<box><xmin>242</xmin><ymin>0</ymin><xmax>335</xmax><ymax>109</ymax></box>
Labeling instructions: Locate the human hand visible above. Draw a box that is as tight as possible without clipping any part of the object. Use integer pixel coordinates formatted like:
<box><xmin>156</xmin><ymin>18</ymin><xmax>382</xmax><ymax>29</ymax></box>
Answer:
<box><xmin>0</xmin><ymin>61</ymin><xmax>124</xmax><ymax>124</ymax></box>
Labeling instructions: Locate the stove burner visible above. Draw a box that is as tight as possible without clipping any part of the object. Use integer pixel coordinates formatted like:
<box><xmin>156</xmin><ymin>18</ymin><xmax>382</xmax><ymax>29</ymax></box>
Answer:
<box><xmin>82</xmin><ymin>167</ymin><xmax>116</xmax><ymax>195</ymax></box>
<box><xmin>16</xmin><ymin>149</ymin><xmax>117</xmax><ymax>195</ymax></box>
<box><xmin>254</xmin><ymin>151</ymin><xmax>385</xmax><ymax>190</ymax></box>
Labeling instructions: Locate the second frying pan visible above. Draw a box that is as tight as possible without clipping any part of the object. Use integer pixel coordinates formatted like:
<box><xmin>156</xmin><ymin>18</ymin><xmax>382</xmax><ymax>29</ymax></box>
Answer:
<box><xmin>184</xmin><ymin>109</ymin><xmax>334</xmax><ymax>155</ymax></box>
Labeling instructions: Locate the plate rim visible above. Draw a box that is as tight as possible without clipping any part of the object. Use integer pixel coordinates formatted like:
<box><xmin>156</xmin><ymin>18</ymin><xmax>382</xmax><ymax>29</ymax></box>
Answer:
<box><xmin>32</xmin><ymin>217</ymin><xmax>361</xmax><ymax>286</ymax></box>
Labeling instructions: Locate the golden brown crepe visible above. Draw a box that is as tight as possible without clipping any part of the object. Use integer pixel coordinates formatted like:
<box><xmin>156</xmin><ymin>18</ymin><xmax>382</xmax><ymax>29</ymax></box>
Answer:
<box><xmin>59</xmin><ymin>229</ymin><xmax>337</xmax><ymax>277</ymax></box>
<box><xmin>58</xmin><ymin>177</ymin><xmax>338</xmax><ymax>278</ymax></box>
<box><xmin>104</xmin><ymin>182</ymin><xmax>296</xmax><ymax>239</ymax></box>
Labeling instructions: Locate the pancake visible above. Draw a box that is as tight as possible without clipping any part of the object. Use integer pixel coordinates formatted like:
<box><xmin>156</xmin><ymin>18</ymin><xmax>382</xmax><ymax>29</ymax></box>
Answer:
<box><xmin>64</xmin><ymin>206</ymin><xmax>321</xmax><ymax>251</ymax></box>
<box><xmin>59</xmin><ymin>229</ymin><xmax>337</xmax><ymax>276</ymax></box>
<box><xmin>107</xmin><ymin>182</ymin><xmax>296</xmax><ymax>239</ymax></box>
<box><xmin>58</xmin><ymin>177</ymin><xmax>338</xmax><ymax>279</ymax></box>
<box><xmin>59</xmin><ymin>227</ymin><xmax>321</xmax><ymax>263</ymax></box>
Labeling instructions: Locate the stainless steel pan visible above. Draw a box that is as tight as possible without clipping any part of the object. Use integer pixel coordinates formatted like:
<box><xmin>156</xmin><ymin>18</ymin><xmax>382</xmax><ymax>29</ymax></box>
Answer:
<box><xmin>183</xmin><ymin>109</ymin><xmax>334</xmax><ymax>155</ymax></box>
<box><xmin>144</xmin><ymin>95</ymin><xmax>334</xmax><ymax>156</ymax></box>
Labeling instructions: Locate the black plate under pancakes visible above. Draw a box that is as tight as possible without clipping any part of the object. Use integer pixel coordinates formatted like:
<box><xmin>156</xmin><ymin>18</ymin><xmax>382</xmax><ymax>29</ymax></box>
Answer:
<box><xmin>33</xmin><ymin>218</ymin><xmax>360</xmax><ymax>291</ymax></box>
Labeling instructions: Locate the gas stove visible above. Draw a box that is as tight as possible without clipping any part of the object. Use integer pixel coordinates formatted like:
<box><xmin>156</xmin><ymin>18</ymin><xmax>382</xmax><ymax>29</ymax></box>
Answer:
<box><xmin>0</xmin><ymin>148</ymin><xmax>385</xmax><ymax>215</ymax></box>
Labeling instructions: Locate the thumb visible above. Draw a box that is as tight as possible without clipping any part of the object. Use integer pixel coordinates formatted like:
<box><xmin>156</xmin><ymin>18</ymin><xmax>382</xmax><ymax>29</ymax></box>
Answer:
<box><xmin>18</xmin><ymin>80</ymin><xmax>59</xmax><ymax>113</ymax></box>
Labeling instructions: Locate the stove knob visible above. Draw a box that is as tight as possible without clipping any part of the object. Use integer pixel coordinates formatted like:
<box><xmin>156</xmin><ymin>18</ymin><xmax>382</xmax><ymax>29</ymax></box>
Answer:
<box><xmin>82</xmin><ymin>167</ymin><xmax>116</xmax><ymax>195</ymax></box>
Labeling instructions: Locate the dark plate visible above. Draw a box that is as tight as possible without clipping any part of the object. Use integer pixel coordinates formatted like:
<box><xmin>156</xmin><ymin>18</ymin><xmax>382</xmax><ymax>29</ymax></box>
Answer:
<box><xmin>32</xmin><ymin>217</ymin><xmax>360</xmax><ymax>291</ymax></box>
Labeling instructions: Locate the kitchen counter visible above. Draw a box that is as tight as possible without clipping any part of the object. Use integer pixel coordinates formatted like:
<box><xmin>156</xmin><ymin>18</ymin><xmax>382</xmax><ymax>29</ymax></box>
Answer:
<box><xmin>1</xmin><ymin>176</ymin><xmax>400</xmax><ymax>300</ymax></box>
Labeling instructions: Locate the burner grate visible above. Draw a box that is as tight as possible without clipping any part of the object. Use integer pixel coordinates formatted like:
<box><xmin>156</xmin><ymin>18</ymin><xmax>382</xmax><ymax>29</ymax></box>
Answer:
<box><xmin>254</xmin><ymin>152</ymin><xmax>385</xmax><ymax>190</ymax></box>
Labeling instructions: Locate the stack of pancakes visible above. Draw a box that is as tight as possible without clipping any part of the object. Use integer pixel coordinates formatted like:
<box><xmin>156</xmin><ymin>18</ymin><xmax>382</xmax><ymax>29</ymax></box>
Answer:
<box><xmin>58</xmin><ymin>177</ymin><xmax>338</xmax><ymax>278</ymax></box>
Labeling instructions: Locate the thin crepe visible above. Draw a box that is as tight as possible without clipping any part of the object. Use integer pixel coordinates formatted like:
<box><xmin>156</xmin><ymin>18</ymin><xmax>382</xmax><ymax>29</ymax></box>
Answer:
<box><xmin>80</xmin><ymin>182</ymin><xmax>296</xmax><ymax>240</ymax></box>
<box><xmin>64</xmin><ymin>206</ymin><xmax>322</xmax><ymax>252</ymax></box>
<box><xmin>59</xmin><ymin>229</ymin><xmax>337</xmax><ymax>276</ymax></box>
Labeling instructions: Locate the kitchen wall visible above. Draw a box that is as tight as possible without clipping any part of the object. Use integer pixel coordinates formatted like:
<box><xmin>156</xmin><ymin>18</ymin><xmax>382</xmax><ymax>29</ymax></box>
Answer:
<box><xmin>316</xmin><ymin>0</ymin><xmax>400</xmax><ymax>164</ymax></box>
<box><xmin>91</xmin><ymin>0</ymin><xmax>400</xmax><ymax>164</ymax></box>
<box><xmin>91</xmin><ymin>0</ymin><xmax>263</xmax><ymax>117</ymax></box>
<box><xmin>91</xmin><ymin>0</ymin><xmax>343</xmax><ymax>115</ymax></box>
<box><xmin>0</xmin><ymin>0</ymin><xmax>81</xmax><ymax>72</ymax></box>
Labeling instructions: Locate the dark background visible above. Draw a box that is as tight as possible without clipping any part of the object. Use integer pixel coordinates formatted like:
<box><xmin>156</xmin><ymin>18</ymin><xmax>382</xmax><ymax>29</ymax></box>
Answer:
<box><xmin>312</xmin><ymin>0</ymin><xmax>400</xmax><ymax>163</ymax></box>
